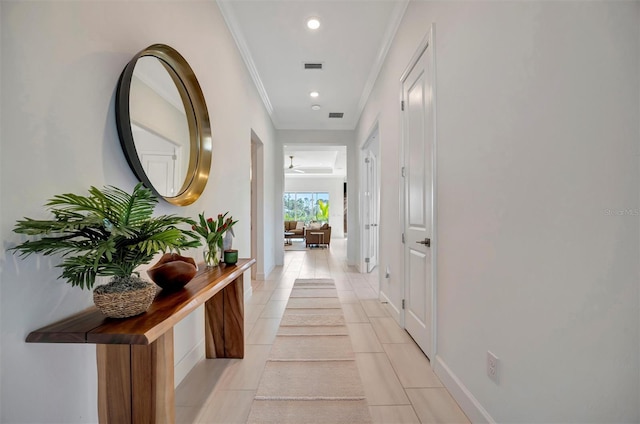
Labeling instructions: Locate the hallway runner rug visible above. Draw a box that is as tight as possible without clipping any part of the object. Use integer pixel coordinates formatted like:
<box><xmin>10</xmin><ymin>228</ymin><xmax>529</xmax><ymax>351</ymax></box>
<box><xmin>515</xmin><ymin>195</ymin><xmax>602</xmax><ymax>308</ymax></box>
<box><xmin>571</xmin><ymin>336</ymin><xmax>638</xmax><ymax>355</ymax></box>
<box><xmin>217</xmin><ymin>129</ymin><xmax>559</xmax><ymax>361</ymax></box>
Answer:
<box><xmin>246</xmin><ymin>278</ymin><xmax>373</xmax><ymax>424</ymax></box>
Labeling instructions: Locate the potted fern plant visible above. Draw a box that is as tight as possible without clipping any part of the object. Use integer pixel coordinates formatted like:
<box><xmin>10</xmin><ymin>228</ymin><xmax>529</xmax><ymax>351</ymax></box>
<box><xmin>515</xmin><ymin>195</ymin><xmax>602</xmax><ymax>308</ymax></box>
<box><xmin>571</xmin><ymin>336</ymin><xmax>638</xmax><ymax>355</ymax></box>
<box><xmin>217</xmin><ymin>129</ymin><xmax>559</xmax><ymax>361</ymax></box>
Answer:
<box><xmin>9</xmin><ymin>183</ymin><xmax>200</xmax><ymax>318</ymax></box>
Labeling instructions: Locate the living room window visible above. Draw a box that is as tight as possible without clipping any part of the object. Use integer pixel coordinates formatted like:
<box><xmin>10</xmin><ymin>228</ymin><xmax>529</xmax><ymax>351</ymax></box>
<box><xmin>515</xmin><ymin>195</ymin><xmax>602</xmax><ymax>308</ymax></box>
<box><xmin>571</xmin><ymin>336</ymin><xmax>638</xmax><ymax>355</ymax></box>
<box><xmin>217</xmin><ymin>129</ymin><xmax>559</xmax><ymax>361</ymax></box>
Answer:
<box><xmin>284</xmin><ymin>192</ymin><xmax>329</xmax><ymax>223</ymax></box>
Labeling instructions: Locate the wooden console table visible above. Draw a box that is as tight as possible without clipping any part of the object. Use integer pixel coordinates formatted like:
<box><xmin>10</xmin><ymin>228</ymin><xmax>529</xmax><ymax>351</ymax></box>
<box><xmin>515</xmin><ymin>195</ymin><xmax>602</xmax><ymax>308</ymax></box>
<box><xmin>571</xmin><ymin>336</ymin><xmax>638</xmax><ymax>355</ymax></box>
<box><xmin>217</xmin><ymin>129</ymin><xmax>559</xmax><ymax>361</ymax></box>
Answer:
<box><xmin>26</xmin><ymin>258</ymin><xmax>255</xmax><ymax>424</ymax></box>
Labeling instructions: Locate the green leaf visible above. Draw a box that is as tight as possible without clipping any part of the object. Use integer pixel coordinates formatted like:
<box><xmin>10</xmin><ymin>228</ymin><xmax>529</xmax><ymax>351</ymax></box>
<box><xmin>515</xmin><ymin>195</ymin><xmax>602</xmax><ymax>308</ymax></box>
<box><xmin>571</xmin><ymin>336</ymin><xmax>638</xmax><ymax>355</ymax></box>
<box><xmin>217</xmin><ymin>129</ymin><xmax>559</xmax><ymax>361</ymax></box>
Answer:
<box><xmin>9</xmin><ymin>184</ymin><xmax>199</xmax><ymax>290</ymax></box>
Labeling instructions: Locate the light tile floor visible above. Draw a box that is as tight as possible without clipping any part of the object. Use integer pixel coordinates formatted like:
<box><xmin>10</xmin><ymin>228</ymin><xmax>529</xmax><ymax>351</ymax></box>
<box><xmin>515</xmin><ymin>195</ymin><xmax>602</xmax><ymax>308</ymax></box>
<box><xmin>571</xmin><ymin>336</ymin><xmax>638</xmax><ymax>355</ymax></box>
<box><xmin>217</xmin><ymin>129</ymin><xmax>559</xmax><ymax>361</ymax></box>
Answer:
<box><xmin>176</xmin><ymin>239</ymin><xmax>469</xmax><ymax>424</ymax></box>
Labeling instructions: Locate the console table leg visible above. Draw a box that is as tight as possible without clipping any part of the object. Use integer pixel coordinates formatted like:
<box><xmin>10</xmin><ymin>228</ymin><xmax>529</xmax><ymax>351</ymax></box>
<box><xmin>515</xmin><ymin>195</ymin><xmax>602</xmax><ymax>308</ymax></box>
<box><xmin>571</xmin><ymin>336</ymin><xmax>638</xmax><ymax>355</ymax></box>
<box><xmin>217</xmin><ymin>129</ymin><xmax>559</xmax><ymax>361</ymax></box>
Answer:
<box><xmin>97</xmin><ymin>330</ymin><xmax>175</xmax><ymax>424</ymax></box>
<box><xmin>205</xmin><ymin>274</ymin><xmax>244</xmax><ymax>358</ymax></box>
<box><xmin>97</xmin><ymin>344</ymin><xmax>131</xmax><ymax>423</ymax></box>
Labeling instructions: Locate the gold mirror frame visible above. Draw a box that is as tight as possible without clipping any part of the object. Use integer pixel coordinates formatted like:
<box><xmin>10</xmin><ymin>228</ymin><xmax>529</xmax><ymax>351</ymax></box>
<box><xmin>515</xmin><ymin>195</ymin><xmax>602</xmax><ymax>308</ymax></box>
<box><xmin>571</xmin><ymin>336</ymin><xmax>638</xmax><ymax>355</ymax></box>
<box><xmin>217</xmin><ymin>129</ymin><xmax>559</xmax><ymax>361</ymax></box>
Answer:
<box><xmin>116</xmin><ymin>44</ymin><xmax>212</xmax><ymax>206</ymax></box>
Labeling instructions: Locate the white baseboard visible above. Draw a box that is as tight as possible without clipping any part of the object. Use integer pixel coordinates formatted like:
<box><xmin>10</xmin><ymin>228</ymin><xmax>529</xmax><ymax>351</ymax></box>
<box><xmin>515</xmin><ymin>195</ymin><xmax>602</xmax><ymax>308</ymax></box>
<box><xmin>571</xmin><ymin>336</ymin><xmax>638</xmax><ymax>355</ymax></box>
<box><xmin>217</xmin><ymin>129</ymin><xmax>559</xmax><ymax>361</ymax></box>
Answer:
<box><xmin>256</xmin><ymin>272</ymin><xmax>266</xmax><ymax>280</ymax></box>
<box><xmin>380</xmin><ymin>291</ymin><xmax>401</xmax><ymax>322</ymax></box>
<box><xmin>433</xmin><ymin>356</ymin><xmax>495</xmax><ymax>424</ymax></box>
<box><xmin>262</xmin><ymin>263</ymin><xmax>275</xmax><ymax>280</ymax></box>
<box><xmin>174</xmin><ymin>339</ymin><xmax>205</xmax><ymax>388</ymax></box>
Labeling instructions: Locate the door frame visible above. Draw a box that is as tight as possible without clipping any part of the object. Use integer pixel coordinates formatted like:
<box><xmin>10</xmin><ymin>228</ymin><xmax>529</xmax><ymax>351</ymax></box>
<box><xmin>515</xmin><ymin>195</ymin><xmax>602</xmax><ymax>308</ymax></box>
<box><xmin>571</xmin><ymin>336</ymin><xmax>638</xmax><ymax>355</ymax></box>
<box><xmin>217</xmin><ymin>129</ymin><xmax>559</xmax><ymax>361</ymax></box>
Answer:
<box><xmin>251</xmin><ymin>130</ymin><xmax>265</xmax><ymax>281</ymax></box>
<box><xmin>360</xmin><ymin>122</ymin><xmax>381</xmax><ymax>274</ymax></box>
<box><xmin>400</xmin><ymin>24</ymin><xmax>437</xmax><ymax>362</ymax></box>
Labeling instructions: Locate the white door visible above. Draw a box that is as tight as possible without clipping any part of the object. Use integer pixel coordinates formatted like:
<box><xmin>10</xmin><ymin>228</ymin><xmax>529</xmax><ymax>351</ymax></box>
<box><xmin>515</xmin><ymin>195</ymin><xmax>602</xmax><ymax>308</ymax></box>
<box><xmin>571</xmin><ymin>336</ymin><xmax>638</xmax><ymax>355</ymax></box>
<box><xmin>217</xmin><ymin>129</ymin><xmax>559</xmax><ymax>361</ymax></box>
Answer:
<box><xmin>364</xmin><ymin>151</ymin><xmax>378</xmax><ymax>272</ymax></box>
<box><xmin>402</xmin><ymin>29</ymin><xmax>435</xmax><ymax>358</ymax></box>
<box><xmin>141</xmin><ymin>152</ymin><xmax>177</xmax><ymax>196</ymax></box>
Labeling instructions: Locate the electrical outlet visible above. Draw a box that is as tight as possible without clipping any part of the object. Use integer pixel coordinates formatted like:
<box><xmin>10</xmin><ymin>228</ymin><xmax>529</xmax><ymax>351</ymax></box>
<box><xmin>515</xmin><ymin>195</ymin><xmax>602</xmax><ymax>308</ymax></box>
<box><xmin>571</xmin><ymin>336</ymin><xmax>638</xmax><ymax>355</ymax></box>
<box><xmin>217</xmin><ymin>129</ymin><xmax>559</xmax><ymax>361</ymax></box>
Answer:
<box><xmin>487</xmin><ymin>351</ymin><xmax>499</xmax><ymax>383</ymax></box>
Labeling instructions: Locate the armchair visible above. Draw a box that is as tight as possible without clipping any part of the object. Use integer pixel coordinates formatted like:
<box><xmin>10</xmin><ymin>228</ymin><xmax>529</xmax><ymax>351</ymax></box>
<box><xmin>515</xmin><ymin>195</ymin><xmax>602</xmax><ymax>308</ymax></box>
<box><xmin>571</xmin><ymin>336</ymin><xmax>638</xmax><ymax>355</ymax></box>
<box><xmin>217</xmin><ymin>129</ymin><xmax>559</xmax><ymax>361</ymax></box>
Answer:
<box><xmin>305</xmin><ymin>224</ymin><xmax>331</xmax><ymax>248</ymax></box>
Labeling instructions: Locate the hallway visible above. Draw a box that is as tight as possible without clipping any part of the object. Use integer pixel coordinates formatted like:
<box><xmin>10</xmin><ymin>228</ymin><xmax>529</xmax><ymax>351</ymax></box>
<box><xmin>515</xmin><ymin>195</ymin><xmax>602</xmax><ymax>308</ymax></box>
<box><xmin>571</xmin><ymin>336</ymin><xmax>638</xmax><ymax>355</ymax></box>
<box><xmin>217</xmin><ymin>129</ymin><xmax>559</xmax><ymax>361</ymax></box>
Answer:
<box><xmin>175</xmin><ymin>239</ymin><xmax>469</xmax><ymax>423</ymax></box>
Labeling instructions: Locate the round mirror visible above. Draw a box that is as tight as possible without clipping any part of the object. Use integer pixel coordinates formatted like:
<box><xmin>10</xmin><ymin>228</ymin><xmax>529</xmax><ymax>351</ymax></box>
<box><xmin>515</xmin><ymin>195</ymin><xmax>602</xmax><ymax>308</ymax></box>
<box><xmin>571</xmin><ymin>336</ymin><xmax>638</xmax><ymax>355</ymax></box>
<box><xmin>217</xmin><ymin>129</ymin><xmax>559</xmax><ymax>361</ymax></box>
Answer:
<box><xmin>116</xmin><ymin>44</ymin><xmax>212</xmax><ymax>206</ymax></box>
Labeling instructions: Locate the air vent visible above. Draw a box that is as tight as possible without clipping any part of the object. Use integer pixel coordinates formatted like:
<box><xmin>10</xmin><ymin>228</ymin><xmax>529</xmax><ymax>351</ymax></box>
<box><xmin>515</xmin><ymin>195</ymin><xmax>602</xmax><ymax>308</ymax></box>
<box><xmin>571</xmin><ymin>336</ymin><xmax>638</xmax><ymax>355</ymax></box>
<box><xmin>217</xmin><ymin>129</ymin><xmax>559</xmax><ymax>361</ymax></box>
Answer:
<box><xmin>329</xmin><ymin>112</ymin><xmax>344</xmax><ymax>118</ymax></box>
<box><xmin>304</xmin><ymin>63</ymin><xmax>323</xmax><ymax>70</ymax></box>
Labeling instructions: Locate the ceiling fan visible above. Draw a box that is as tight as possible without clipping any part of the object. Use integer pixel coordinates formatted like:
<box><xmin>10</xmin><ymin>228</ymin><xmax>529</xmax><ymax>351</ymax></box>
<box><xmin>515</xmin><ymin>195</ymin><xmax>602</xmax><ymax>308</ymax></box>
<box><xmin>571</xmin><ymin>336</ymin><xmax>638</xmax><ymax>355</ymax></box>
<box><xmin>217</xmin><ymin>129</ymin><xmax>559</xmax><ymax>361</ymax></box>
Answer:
<box><xmin>287</xmin><ymin>155</ymin><xmax>304</xmax><ymax>173</ymax></box>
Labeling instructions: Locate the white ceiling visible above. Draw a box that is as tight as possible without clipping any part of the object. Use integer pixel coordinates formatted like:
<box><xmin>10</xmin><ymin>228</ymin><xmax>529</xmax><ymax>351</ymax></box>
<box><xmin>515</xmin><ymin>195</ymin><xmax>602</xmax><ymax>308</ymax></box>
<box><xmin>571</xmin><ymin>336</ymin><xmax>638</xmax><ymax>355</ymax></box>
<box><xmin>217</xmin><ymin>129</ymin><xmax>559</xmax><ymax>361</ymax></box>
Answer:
<box><xmin>284</xmin><ymin>145</ymin><xmax>347</xmax><ymax>177</ymax></box>
<box><xmin>218</xmin><ymin>0</ymin><xmax>408</xmax><ymax>131</ymax></box>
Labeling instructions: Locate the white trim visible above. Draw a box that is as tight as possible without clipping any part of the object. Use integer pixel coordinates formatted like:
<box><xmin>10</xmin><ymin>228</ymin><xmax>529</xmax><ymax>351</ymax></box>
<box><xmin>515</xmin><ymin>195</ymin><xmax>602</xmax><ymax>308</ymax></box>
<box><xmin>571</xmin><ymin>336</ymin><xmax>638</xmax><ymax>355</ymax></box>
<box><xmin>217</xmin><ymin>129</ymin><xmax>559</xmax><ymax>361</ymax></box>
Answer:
<box><xmin>434</xmin><ymin>356</ymin><xmax>495</xmax><ymax>424</ymax></box>
<box><xmin>429</xmin><ymin>24</ymin><xmax>438</xmax><ymax>360</ymax></box>
<box><xmin>359</xmin><ymin>122</ymin><xmax>380</xmax><ymax>274</ymax></box>
<box><xmin>244</xmin><ymin>285</ymin><xmax>253</xmax><ymax>302</ymax></box>
<box><xmin>217</xmin><ymin>0</ymin><xmax>276</xmax><ymax>122</ymax></box>
<box><xmin>174</xmin><ymin>339</ymin><xmax>205</xmax><ymax>387</ymax></box>
<box><xmin>400</xmin><ymin>24</ymin><xmax>437</xmax><ymax>360</ymax></box>
<box><xmin>355</xmin><ymin>0</ymin><xmax>409</xmax><ymax>123</ymax></box>
<box><xmin>258</xmin><ymin>262</ymin><xmax>274</xmax><ymax>282</ymax></box>
<box><xmin>219</xmin><ymin>0</ymin><xmax>408</xmax><ymax>132</ymax></box>
<box><xmin>380</xmin><ymin>291</ymin><xmax>401</xmax><ymax>322</ymax></box>
<box><xmin>399</xmin><ymin>28</ymin><xmax>431</xmax><ymax>83</ymax></box>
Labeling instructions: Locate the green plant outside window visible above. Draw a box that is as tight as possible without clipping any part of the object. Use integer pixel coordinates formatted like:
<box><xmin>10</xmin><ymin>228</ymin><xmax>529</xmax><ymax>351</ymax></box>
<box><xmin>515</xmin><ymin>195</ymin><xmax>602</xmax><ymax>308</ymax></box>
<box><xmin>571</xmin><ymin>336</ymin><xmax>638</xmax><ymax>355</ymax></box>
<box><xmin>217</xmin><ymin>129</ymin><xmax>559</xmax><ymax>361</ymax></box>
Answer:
<box><xmin>284</xmin><ymin>192</ymin><xmax>329</xmax><ymax>223</ymax></box>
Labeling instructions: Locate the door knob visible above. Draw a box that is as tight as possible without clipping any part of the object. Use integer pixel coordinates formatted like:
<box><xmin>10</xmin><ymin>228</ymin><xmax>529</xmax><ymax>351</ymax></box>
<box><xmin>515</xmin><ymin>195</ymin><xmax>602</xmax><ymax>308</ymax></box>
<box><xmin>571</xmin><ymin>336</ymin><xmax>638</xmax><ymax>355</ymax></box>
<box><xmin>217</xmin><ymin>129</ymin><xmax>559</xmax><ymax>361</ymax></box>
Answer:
<box><xmin>416</xmin><ymin>238</ymin><xmax>431</xmax><ymax>247</ymax></box>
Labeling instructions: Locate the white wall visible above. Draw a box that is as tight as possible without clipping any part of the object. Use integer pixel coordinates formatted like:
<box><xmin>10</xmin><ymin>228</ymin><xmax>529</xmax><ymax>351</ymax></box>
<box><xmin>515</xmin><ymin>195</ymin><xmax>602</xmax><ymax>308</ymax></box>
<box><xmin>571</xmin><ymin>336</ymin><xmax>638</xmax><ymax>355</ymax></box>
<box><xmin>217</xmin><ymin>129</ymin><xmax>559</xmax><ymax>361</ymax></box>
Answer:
<box><xmin>0</xmin><ymin>1</ymin><xmax>276</xmax><ymax>422</ymax></box>
<box><xmin>276</xmin><ymin>129</ymin><xmax>357</xmax><ymax>265</ymax></box>
<box><xmin>357</xmin><ymin>1</ymin><xmax>639</xmax><ymax>422</ymax></box>
<box><xmin>285</xmin><ymin>176</ymin><xmax>345</xmax><ymax>238</ymax></box>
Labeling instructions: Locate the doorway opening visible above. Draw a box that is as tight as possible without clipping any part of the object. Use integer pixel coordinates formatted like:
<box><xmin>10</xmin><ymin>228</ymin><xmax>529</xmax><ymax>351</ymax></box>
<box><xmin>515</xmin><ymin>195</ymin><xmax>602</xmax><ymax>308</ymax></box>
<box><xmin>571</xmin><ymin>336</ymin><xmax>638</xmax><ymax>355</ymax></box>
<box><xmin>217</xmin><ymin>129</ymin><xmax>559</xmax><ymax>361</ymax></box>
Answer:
<box><xmin>361</xmin><ymin>125</ymin><xmax>380</xmax><ymax>274</ymax></box>
<box><xmin>251</xmin><ymin>130</ymin><xmax>264</xmax><ymax>281</ymax></box>
<box><xmin>283</xmin><ymin>145</ymin><xmax>348</xmax><ymax>254</ymax></box>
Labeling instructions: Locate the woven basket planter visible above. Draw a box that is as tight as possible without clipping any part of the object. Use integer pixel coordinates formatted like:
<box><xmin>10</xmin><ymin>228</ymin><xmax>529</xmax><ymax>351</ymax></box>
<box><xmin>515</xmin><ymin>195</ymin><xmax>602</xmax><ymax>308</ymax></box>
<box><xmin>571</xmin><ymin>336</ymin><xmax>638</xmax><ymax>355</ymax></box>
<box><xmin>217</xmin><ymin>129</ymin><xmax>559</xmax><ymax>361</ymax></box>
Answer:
<box><xmin>93</xmin><ymin>276</ymin><xmax>157</xmax><ymax>319</ymax></box>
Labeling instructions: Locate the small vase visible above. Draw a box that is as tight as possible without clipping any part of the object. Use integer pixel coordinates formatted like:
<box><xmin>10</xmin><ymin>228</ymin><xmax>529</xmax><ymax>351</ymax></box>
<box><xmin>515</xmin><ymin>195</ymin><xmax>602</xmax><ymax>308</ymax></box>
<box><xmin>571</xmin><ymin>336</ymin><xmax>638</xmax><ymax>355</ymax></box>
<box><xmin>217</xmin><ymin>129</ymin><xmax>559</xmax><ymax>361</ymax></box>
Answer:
<box><xmin>203</xmin><ymin>246</ymin><xmax>220</xmax><ymax>267</ymax></box>
<box><xmin>224</xmin><ymin>249</ymin><xmax>238</xmax><ymax>265</ymax></box>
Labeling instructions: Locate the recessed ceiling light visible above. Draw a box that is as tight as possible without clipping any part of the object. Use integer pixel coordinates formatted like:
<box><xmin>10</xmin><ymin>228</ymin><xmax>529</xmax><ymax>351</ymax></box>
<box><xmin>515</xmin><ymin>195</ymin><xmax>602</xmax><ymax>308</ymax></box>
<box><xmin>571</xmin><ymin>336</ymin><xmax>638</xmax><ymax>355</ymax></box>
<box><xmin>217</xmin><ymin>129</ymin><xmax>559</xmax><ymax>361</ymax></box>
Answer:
<box><xmin>311</xmin><ymin>104</ymin><xmax>321</xmax><ymax>111</ymax></box>
<box><xmin>307</xmin><ymin>18</ymin><xmax>320</xmax><ymax>30</ymax></box>
<box><xmin>310</xmin><ymin>91</ymin><xmax>319</xmax><ymax>98</ymax></box>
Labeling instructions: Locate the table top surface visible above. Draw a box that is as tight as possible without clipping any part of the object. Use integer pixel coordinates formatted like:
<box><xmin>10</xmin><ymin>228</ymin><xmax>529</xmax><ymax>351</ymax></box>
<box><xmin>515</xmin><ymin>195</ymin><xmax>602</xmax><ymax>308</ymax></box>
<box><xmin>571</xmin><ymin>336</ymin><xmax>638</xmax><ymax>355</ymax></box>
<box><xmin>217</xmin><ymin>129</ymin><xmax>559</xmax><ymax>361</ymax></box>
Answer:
<box><xmin>26</xmin><ymin>258</ymin><xmax>255</xmax><ymax>346</ymax></box>
<box><xmin>284</xmin><ymin>231</ymin><xmax>295</xmax><ymax>235</ymax></box>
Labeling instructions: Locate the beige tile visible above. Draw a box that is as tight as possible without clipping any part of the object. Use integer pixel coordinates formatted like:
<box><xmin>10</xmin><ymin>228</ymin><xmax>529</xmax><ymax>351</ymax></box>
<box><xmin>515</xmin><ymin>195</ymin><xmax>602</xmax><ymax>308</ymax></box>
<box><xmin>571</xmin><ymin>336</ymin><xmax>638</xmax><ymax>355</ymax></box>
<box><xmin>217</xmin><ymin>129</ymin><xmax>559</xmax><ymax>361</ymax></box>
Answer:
<box><xmin>369</xmin><ymin>405</ymin><xmax>421</xmax><ymax>424</ymax></box>
<box><xmin>275</xmin><ymin>278</ymin><xmax>296</xmax><ymax>289</ymax></box>
<box><xmin>244</xmin><ymin>303</ymin><xmax>266</xmax><ymax>325</ymax></box>
<box><xmin>255</xmin><ymin>280</ymin><xmax>284</xmax><ymax>291</ymax></box>
<box><xmin>259</xmin><ymin>300</ymin><xmax>288</xmax><ymax>318</ymax></box>
<box><xmin>333</xmin><ymin>279</ymin><xmax>353</xmax><ymax>290</ymax></box>
<box><xmin>270</xmin><ymin>288</ymin><xmax>292</xmax><ymax>300</ymax></box>
<box><xmin>175</xmin><ymin>358</ymin><xmax>231</xmax><ymax>406</ymax></box>
<box><xmin>383</xmin><ymin>343</ymin><xmax>443</xmax><ymax>388</ymax></box>
<box><xmin>245</xmin><ymin>320</ymin><xmax>256</xmax><ymax>343</ymax></box>
<box><xmin>218</xmin><ymin>345</ymin><xmax>272</xmax><ymax>390</ymax></box>
<box><xmin>355</xmin><ymin>286</ymin><xmax>379</xmax><ymax>299</ymax></box>
<box><xmin>177</xmin><ymin>241</ymin><xmax>466</xmax><ymax>424</ymax></box>
<box><xmin>198</xmin><ymin>390</ymin><xmax>255</xmax><ymax>423</ymax></box>
<box><xmin>247</xmin><ymin>289</ymin><xmax>273</xmax><ymax>305</ymax></box>
<box><xmin>355</xmin><ymin>352</ymin><xmax>410</xmax><ymax>406</ymax></box>
<box><xmin>360</xmin><ymin>299</ymin><xmax>389</xmax><ymax>317</ymax></box>
<box><xmin>349</xmin><ymin>281</ymin><xmax>374</xmax><ymax>293</ymax></box>
<box><xmin>370</xmin><ymin>317</ymin><xmax>413</xmax><ymax>343</ymax></box>
<box><xmin>175</xmin><ymin>405</ymin><xmax>202</xmax><ymax>424</ymax></box>
<box><xmin>347</xmin><ymin>323</ymin><xmax>384</xmax><ymax>352</ymax></box>
<box><xmin>406</xmin><ymin>388</ymin><xmax>470</xmax><ymax>424</ymax></box>
<box><xmin>338</xmin><ymin>290</ymin><xmax>359</xmax><ymax>303</ymax></box>
<box><xmin>246</xmin><ymin>318</ymin><xmax>281</xmax><ymax>345</ymax></box>
<box><xmin>342</xmin><ymin>302</ymin><xmax>370</xmax><ymax>323</ymax></box>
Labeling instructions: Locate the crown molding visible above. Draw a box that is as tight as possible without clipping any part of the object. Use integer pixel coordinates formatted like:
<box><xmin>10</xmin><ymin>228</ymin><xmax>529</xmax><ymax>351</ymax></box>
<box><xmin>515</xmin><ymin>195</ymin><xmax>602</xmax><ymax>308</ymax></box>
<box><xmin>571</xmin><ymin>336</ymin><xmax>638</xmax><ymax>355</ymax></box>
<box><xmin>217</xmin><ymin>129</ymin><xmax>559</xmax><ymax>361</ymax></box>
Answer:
<box><xmin>355</xmin><ymin>0</ymin><xmax>409</xmax><ymax>123</ymax></box>
<box><xmin>217</xmin><ymin>0</ymin><xmax>277</xmax><ymax>124</ymax></box>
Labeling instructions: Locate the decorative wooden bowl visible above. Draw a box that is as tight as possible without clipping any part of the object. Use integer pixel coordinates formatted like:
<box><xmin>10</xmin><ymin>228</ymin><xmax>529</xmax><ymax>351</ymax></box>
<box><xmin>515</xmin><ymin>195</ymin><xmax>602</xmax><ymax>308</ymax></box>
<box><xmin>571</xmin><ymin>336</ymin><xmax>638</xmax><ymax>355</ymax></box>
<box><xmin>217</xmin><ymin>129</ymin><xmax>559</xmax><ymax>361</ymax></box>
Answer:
<box><xmin>147</xmin><ymin>253</ymin><xmax>198</xmax><ymax>291</ymax></box>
